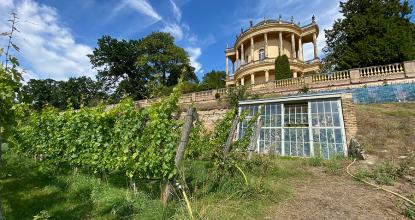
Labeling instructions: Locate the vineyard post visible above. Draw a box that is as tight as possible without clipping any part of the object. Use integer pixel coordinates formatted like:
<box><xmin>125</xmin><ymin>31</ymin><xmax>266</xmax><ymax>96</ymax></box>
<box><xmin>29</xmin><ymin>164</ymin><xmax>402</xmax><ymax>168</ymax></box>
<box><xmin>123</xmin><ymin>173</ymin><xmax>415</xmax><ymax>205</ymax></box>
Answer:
<box><xmin>161</xmin><ymin>107</ymin><xmax>196</xmax><ymax>205</ymax></box>
<box><xmin>223</xmin><ymin>115</ymin><xmax>240</xmax><ymax>160</ymax></box>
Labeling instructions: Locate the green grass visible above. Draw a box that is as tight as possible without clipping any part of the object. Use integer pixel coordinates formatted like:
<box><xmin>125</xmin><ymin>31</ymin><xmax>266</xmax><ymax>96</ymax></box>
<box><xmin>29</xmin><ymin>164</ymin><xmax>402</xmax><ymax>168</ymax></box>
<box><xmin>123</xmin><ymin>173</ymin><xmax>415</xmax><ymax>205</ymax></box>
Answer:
<box><xmin>0</xmin><ymin>151</ymin><xmax>319</xmax><ymax>220</ymax></box>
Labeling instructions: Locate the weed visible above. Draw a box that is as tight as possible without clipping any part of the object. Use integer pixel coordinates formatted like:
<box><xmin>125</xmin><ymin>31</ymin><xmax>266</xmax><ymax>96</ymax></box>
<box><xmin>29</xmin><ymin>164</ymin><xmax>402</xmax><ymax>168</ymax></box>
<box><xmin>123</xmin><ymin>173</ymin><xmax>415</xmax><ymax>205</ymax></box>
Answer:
<box><xmin>404</xmin><ymin>207</ymin><xmax>415</xmax><ymax>219</ymax></box>
<box><xmin>325</xmin><ymin>158</ymin><xmax>342</xmax><ymax>175</ymax></box>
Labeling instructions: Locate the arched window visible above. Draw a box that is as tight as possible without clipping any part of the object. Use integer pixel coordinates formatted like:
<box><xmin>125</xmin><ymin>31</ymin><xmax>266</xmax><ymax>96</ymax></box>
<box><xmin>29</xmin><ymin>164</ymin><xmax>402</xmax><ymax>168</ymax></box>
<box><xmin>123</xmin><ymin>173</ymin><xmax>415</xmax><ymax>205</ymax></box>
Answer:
<box><xmin>259</xmin><ymin>49</ymin><xmax>265</xmax><ymax>61</ymax></box>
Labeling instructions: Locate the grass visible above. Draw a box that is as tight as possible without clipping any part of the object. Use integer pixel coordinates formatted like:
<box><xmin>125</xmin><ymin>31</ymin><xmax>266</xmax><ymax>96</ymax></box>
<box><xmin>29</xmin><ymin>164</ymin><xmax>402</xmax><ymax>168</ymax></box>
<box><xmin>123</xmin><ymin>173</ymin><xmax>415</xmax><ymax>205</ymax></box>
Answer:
<box><xmin>355</xmin><ymin>102</ymin><xmax>415</xmax><ymax>158</ymax></box>
<box><xmin>0</xmin><ymin>150</ymin><xmax>319</xmax><ymax>220</ymax></box>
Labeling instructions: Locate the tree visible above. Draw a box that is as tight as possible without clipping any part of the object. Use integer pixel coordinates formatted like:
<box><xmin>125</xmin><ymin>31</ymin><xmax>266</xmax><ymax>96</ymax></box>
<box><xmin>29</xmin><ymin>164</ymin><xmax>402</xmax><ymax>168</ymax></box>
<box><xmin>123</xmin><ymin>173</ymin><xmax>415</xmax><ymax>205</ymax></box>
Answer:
<box><xmin>200</xmin><ymin>70</ymin><xmax>226</xmax><ymax>90</ymax></box>
<box><xmin>21</xmin><ymin>77</ymin><xmax>105</xmax><ymax>110</ymax></box>
<box><xmin>323</xmin><ymin>0</ymin><xmax>415</xmax><ymax>70</ymax></box>
<box><xmin>21</xmin><ymin>79</ymin><xmax>61</xmax><ymax>110</ymax></box>
<box><xmin>58</xmin><ymin>76</ymin><xmax>106</xmax><ymax>109</ymax></box>
<box><xmin>274</xmin><ymin>55</ymin><xmax>291</xmax><ymax>80</ymax></box>
<box><xmin>88</xmin><ymin>32</ymin><xmax>197</xmax><ymax>100</ymax></box>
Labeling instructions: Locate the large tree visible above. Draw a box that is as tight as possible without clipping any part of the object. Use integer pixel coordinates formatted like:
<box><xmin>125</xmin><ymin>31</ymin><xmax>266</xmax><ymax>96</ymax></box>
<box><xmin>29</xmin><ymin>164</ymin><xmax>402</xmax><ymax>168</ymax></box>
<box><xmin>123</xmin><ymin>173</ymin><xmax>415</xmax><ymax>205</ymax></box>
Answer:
<box><xmin>200</xmin><ymin>70</ymin><xmax>226</xmax><ymax>90</ymax></box>
<box><xmin>21</xmin><ymin>77</ymin><xmax>105</xmax><ymax>110</ymax></box>
<box><xmin>21</xmin><ymin>79</ymin><xmax>61</xmax><ymax>110</ymax></box>
<box><xmin>88</xmin><ymin>32</ymin><xmax>197</xmax><ymax>100</ymax></box>
<box><xmin>323</xmin><ymin>0</ymin><xmax>415</xmax><ymax>70</ymax></box>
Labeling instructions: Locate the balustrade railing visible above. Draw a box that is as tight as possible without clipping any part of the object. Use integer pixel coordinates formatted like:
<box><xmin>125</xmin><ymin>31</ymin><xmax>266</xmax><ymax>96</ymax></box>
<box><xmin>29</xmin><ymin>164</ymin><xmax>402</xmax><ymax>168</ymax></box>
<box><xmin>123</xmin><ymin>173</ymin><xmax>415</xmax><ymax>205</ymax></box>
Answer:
<box><xmin>137</xmin><ymin>61</ymin><xmax>413</xmax><ymax>106</ymax></box>
<box><xmin>359</xmin><ymin>63</ymin><xmax>404</xmax><ymax>78</ymax></box>
<box><xmin>275</xmin><ymin>77</ymin><xmax>304</xmax><ymax>87</ymax></box>
<box><xmin>312</xmin><ymin>70</ymin><xmax>350</xmax><ymax>82</ymax></box>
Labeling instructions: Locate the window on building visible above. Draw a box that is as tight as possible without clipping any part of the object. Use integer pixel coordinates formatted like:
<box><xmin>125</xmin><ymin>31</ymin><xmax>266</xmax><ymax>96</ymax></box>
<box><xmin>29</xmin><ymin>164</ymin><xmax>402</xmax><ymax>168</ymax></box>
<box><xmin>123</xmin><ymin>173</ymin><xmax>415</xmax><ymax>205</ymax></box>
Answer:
<box><xmin>238</xmin><ymin>98</ymin><xmax>346</xmax><ymax>159</ymax></box>
<box><xmin>259</xmin><ymin>49</ymin><xmax>265</xmax><ymax>61</ymax></box>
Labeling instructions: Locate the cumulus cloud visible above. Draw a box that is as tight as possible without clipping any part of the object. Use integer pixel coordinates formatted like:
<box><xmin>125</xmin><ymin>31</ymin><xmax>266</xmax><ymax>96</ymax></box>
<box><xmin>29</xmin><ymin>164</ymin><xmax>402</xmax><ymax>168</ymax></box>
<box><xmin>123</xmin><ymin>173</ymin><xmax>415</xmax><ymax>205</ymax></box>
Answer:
<box><xmin>0</xmin><ymin>0</ymin><xmax>95</xmax><ymax>80</ymax></box>
<box><xmin>114</xmin><ymin>0</ymin><xmax>162</xmax><ymax>21</ymax></box>
<box><xmin>185</xmin><ymin>47</ymin><xmax>202</xmax><ymax>73</ymax></box>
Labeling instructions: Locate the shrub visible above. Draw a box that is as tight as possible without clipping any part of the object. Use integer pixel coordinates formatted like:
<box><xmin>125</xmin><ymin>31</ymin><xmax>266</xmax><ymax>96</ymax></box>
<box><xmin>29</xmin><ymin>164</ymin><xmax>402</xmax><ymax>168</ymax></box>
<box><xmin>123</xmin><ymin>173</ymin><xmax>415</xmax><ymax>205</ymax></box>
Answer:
<box><xmin>274</xmin><ymin>55</ymin><xmax>291</xmax><ymax>80</ymax></box>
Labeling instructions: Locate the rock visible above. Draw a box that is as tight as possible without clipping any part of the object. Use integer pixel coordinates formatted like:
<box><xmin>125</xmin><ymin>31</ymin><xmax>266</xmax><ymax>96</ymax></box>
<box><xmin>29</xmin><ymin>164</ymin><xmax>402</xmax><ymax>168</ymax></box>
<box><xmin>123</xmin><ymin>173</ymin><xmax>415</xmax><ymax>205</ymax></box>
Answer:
<box><xmin>348</xmin><ymin>138</ymin><xmax>366</xmax><ymax>160</ymax></box>
<box><xmin>398</xmin><ymin>155</ymin><xmax>408</xmax><ymax>159</ymax></box>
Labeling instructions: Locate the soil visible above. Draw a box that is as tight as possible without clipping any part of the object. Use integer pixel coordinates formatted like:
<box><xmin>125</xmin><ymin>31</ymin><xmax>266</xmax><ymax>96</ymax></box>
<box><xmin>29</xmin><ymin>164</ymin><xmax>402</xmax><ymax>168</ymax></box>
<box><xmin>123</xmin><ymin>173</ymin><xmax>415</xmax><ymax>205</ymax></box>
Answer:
<box><xmin>267</xmin><ymin>164</ymin><xmax>412</xmax><ymax>220</ymax></box>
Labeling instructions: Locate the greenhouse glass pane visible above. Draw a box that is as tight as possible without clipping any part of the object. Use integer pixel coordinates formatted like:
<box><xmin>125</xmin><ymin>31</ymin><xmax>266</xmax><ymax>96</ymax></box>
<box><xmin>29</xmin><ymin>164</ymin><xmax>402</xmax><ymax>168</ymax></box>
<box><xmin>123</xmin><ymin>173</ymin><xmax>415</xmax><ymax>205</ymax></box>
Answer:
<box><xmin>327</xmin><ymin>129</ymin><xmax>335</xmax><ymax>143</ymax></box>
<box><xmin>311</xmin><ymin>102</ymin><xmax>317</xmax><ymax>113</ymax></box>
<box><xmin>333</xmin><ymin>113</ymin><xmax>340</xmax><ymax>126</ymax></box>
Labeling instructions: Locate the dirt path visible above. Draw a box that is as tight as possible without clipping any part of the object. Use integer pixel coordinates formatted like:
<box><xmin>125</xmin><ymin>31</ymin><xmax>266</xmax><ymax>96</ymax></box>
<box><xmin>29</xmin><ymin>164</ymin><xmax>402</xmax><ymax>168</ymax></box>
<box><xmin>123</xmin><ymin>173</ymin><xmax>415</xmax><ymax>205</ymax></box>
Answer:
<box><xmin>267</xmin><ymin>167</ymin><xmax>407</xmax><ymax>220</ymax></box>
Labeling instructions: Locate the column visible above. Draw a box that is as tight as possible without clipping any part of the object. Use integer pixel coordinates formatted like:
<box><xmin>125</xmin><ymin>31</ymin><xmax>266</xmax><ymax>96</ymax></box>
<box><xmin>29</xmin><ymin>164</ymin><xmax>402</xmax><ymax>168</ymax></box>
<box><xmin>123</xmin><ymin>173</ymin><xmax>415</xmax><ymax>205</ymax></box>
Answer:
<box><xmin>241</xmin><ymin>43</ymin><xmax>245</xmax><ymax>65</ymax></box>
<box><xmin>293</xmin><ymin>71</ymin><xmax>297</xmax><ymax>78</ymax></box>
<box><xmin>226</xmin><ymin>56</ymin><xmax>229</xmax><ymax>80</ymax></box>
<box><xmin>265</xmin><ymin>70</ymin><xmax>269</xmax><ymax>82</ymax></box>
<box><xmin>279</xmin><ymin>32</ymin><xmax>283</xmax><ymax>56</ymax></box>
<box><xmin>291</xmin><ymin>33</ymin><xmax>296</xmax><ymax>59</ymax></box>
<box><xmin>241</xmin><ymin>77</ymin><xmax>245</xmax><ymax>86</ymax></box>
<box><xmin>232</xmin><ymin>61</ymin><xmax>235</xmax><ymax>75</ymax></box>
<box><xmin>264</xmin><ymin>33</ymin><xmax>268</xmax><ymax>57</ymax></box>
<box><xmin>236</xmin><ymin>47</ymin><xmax>239</xmax><ymax>68</ymax></box>
<box><xmin>251</xmin><ymin>73</ymin><xmax>255</xmax><ymax>84</ymax></box>
<box><xmin>250</xmin><ymin>37</ymin><xmax>254</xmax><ymax>62</ymax></box>
<box><xmin>313</xmin><ymin>32</ymin><xmax>318</xmax><ymax>59</ymax></box>
<box><xmin>298</xmin><ymin>37</ymin><xmax>303</xmax><ymax>61</ymax></box>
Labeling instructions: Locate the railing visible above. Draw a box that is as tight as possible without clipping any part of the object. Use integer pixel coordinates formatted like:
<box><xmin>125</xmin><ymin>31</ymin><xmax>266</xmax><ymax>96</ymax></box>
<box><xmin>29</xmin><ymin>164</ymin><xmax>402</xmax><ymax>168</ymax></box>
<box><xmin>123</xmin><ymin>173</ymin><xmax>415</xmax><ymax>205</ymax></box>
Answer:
<box><xmin>275</xmin><ymin>77</ymin><xmax>305</xmax><ymax>87</ymax></box>
<box><xmin>136</xmin><ymin>61</ymin><xmax>414</xmax><ymax>106</ymax></box>
<box><xmin>359</xmin><ymin>63</ymin><xmax>404</xmax><ymax>78</ymax></box>
<box><xmin>312</xmin><ymin>70</ymin><xmax>350</xmax><ymax>82</ymax></box>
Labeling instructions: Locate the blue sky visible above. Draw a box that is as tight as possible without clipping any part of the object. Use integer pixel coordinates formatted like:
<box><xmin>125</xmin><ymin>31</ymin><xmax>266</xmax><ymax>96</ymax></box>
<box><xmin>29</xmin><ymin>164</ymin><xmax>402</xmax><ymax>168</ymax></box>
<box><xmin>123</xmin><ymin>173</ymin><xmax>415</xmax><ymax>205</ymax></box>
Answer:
<box><xmin>0</xmin><ymin>0</ymin><xmax>414</xmax><ymax>81</ymax></box>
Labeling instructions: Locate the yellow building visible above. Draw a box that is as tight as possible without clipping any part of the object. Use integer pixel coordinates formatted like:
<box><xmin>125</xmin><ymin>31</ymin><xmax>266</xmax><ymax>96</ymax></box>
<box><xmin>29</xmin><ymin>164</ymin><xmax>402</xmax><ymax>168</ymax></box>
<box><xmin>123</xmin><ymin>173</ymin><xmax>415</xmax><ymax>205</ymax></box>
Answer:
<box><xmin>225</xmin><ymin>16</ymin><xmax>320</xmax><ymax>87</ymax></box>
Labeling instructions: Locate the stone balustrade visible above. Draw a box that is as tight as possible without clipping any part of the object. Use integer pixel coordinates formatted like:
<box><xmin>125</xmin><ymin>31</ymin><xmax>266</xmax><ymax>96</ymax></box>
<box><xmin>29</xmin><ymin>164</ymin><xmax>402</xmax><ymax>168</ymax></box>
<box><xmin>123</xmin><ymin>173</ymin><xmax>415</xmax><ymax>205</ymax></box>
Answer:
<box><xmin>359</xmin><ymin>63</ymin><xmax>404</xmax><ymax>78</ymax></box>
<box><xmin>136</xmin><ymin>60</ymin><xmax>415</xmax><ymax>108</ymax></box>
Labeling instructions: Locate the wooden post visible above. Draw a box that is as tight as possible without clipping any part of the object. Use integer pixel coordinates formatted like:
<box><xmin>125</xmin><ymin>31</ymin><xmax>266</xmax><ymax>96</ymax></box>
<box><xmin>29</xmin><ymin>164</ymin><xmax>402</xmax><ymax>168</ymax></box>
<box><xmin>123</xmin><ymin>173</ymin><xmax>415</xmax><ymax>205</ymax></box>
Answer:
<box><xmin>223</xmin><ymin>115</ymin><xmax>240</xmax><ymax>160</ymax></box>
<box><xmin>161</xmin><ymin>107</ymin><xmax>196</xmax><ymax>205</ymax></box>
<box><xmin>248</xmin><ymin>117</ymin><xmax>262</xmax><ymax>160</ymax></box>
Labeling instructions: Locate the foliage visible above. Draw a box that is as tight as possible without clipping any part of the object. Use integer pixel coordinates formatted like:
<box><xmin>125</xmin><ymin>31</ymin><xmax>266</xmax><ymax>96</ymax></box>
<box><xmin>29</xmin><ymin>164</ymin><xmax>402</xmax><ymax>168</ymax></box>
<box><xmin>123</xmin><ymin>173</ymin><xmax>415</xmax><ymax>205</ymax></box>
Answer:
<box><xmin>186</xmin><ymin>121</ymin><xmax>212</xmax><ymax>159</ymax></box>
<box><xmin>14</xmin><ymin>80</ymin><xmax>184</xmax><ymax>180</ymax></box>
<box><xmin>226</xmin><ymin>86</ymin><xmax>251</xmax><ymax>110</ymax></box>
<box><xmin>0</xmin><ymin>50</ymin><xmax>21</xmax><ymax>144</ymax></box>
<box><xmin>274</xmin><ymin>55</ymin><xmax>291</xmax><ymax>80</ymax></box>
<box><xmin>200</xmin><ymin>70</ymin><xmax>226</xmax><ymax>90</ymax></box>
<box><xmin>88</xmin><ymin>32</ymin><xmax>197</xmax><ymax>100</ymax></box>
<box><xmin>323</xmin><ymin>0</ymin><xmax>415</xmax><ymax>70</ymax></box>
<box><xmin>20</xmin><ymin>77</ymin><xmax>105</xmax><ymax>110</ymax></box>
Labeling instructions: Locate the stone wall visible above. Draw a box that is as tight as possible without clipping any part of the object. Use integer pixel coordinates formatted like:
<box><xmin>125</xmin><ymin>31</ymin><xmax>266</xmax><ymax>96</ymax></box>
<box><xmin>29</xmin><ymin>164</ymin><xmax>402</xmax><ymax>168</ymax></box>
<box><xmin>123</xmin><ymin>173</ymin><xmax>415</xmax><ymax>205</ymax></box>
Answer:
<box><xmin>340</xmin><ymin>93</ymin><xmax>358</xmax><ymax>144</ymax></box>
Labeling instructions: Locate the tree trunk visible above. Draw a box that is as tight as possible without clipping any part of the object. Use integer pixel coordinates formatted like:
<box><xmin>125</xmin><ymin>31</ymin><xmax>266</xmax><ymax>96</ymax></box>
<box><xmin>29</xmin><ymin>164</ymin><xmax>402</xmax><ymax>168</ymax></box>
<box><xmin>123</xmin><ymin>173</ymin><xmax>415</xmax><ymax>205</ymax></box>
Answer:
<box><xmin>161</xmin><ymin>107</ymin><xmax>196</xmax><ymax>205</ymax></box>
<box><xmin>223</xmin><ymin>115</ymin><xmax>240</xmax><ymax>160</ymax></box>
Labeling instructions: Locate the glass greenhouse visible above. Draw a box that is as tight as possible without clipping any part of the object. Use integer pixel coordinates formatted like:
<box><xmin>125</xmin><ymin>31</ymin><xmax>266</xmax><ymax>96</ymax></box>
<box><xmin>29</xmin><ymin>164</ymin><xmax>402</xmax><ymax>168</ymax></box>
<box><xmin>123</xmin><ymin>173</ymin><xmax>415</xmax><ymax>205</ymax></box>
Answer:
<box><xmin>238</xmin><ymin>94</ymin><xmax>347</xmax><ymax>159</ymax></box>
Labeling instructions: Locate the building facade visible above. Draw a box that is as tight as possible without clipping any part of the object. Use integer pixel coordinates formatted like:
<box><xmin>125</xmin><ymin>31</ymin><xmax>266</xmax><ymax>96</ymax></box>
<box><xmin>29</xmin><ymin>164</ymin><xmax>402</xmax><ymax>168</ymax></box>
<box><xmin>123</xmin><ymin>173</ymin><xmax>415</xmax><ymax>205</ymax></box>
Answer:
<box><xmin>225</xmin><ymin>16</ymin><xmax>320</xmax><ymax>87</ymax></box>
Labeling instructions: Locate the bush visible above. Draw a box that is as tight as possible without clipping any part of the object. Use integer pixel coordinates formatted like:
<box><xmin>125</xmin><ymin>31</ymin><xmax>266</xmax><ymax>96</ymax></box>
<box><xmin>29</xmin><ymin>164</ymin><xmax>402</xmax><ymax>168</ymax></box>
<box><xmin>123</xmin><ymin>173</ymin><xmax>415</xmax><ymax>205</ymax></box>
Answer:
<box><xmin>274</xmin><ymin>55</ymin><xmax>291</xmax><ymax>80</ymax></box>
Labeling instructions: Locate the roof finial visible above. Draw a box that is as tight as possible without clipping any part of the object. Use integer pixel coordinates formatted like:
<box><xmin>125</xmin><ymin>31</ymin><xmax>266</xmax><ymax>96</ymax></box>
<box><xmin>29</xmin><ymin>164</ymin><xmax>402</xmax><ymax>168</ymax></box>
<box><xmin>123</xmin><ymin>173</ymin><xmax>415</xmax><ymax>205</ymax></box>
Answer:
<box><xmin>241</xmin><ymin>27</ymin><xmax>243</xmax><ymax>33</ymax></box>
<box><xmin>291</xmin><ymin>16</ymin><xmax>294</xmax><ymax>24</ymax></box>
<box><xmin>250</xmin><ymin>20</ymin><xmax>253</xmax><ymax>27</ymax></box>
<box><xmin>312</xmin><ymin>14</ymin><xmax>315</xmax><ymax>23</ymax></box>
<box><xmin>278</xmin><ymin>14</ymin><xmax>282</xmax><ymax>22</ymax></box>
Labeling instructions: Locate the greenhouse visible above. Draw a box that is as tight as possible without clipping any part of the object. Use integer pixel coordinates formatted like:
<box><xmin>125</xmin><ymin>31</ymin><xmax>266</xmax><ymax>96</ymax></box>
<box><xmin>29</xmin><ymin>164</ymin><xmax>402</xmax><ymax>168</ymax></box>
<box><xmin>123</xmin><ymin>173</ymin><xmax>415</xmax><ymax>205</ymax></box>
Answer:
<box><xmin>238</xmin><ymin>93</ymin><xmax>348</xmax><ymax>159</ymax></box>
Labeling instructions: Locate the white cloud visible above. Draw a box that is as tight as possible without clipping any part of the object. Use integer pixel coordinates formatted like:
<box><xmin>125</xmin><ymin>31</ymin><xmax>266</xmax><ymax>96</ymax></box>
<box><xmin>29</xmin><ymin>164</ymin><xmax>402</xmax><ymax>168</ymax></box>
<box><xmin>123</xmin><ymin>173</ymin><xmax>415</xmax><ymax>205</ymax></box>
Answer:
<box><xmin>0</xmin><ymin>0</ymin><xmax>95</xmax><ymax>80</ymax></box>
<box><xmin>115</xmin><ymin>0</ymin><xmax>162</xmax><ymax>21</ymax></box>
<box><xmin>185</xmin><ymin>47</ymin><xmax>202</xmax><ymax>73</ymax></box>
<box><xmin>170</xmin><ymin>0</ymin><xmax>181</xmax><ymax>22</ymax></box>
<box><xmin>161</xmin><ymin>23</ymin><xmax>184</xmax><ymax>41</ymax></box>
